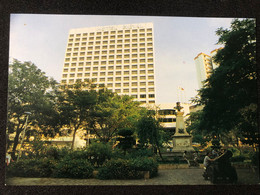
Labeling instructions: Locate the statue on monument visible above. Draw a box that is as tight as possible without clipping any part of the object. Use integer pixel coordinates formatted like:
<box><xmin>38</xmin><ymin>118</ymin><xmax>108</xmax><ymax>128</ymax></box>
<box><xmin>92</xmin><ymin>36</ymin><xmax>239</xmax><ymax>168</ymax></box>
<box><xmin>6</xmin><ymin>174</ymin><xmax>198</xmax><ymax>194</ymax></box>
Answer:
<box><xmin>172</xmin><ymin>102</ymin><xmax>194</xmax><ymax>152</ymax></box>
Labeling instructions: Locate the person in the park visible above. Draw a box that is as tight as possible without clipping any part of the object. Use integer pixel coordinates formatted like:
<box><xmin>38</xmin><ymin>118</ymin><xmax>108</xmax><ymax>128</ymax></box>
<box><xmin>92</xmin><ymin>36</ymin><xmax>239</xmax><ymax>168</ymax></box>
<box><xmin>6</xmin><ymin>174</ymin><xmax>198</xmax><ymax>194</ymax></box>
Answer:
<box><xmin>6</xmin><ymin>152</ymin><xmax>12</xmax><ymax>166</ymax></box>
<box><xmin>203</xmin><ymin>152</ymin><xmax>215</xmax><ymax>168</ymax></box>
<box><xmin>183</xmin><ymin>151</ymin><xmax>190</xmax><ymax>166</ymax></box>
<box><xmin>193</xmin><ymin>151</ymin><xmax>199</xmax><ymax>166</ymax></box>
<box><xmin>203</xmin><ymin>151</ymin><xmax>216</xmax><ymax>179</ymax></box>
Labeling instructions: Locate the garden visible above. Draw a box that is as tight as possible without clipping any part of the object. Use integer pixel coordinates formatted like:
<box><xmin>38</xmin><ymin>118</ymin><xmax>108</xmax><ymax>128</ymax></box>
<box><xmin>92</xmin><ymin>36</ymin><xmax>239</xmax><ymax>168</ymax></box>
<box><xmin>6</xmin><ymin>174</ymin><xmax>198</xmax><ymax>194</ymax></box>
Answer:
<box><xmin>6</xmin><ymin>142</ymin><xmax>158</xmax><ymax>180</ymax></box>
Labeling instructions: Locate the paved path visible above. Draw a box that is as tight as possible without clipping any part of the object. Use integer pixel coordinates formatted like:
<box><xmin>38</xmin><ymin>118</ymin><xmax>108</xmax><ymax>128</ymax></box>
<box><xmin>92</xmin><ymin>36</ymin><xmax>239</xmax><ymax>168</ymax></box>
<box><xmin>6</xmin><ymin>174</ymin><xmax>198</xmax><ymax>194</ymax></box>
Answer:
<box><xmin>5</xmin><ymin>168</ymin><xmax>259</xmax><ymax>186</ymax></box>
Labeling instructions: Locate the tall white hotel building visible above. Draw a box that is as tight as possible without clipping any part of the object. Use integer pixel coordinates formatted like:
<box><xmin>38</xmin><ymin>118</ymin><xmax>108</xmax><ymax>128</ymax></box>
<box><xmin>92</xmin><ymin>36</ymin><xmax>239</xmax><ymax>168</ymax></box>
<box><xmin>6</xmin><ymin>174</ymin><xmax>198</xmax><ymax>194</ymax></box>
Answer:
<box><xmin>194</xmin><ymin>48</ymin><xmax>221</xmax><ymax>89</ymax></box>
<box><xmin>61</xmin><ymin>23</ymin><xmax>156</xmax><ymax>104</ymax></box>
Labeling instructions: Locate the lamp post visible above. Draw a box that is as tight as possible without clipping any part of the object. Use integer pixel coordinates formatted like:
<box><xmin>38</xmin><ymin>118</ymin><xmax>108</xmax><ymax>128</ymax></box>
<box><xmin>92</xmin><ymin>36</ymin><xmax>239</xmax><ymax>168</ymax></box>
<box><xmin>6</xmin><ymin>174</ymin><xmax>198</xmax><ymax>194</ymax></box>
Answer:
<box><xmin>17</xmin><ymin>111</ymin><xmax>31</xmax><ymax>161</ymax></box>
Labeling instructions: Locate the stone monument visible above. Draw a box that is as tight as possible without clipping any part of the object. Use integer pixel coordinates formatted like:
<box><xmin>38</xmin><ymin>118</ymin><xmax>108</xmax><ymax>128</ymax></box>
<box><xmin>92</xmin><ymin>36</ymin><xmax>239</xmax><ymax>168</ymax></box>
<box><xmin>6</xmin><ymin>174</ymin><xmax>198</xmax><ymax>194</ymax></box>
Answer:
<box><xmin>172</xmin><ymin>102</ymin><xmax>194</xmax><ymax>152</ymax></box>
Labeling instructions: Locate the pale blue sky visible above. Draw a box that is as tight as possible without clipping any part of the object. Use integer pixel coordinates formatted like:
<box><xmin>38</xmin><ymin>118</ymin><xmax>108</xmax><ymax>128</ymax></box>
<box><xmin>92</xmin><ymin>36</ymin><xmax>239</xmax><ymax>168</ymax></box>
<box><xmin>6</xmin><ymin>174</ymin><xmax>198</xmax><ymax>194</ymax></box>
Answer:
<box><xmin>9</xmin><ymin>14</ymin><xmax>234</xmax><ymax>104</ymax></box>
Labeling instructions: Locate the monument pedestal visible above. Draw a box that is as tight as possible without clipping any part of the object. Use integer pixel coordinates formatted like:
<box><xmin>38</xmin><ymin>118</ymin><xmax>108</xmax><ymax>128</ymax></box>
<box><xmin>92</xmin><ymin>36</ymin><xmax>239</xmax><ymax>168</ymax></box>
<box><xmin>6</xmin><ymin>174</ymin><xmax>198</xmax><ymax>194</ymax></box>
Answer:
<box><xmin>172</xmin><ymin>135</ymin><xmax>194</xmax><ymax>152</ymax></box>
<box><xmin>172</xmin><ymin>102</ymin><xmax>194</xmax><ymax>152</ymax></box>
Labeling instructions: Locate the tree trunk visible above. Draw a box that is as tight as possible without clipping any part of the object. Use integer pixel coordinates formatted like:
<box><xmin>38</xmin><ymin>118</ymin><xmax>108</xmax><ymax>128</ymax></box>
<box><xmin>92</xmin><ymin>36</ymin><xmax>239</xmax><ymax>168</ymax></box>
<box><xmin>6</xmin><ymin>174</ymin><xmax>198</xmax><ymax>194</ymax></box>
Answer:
<box><xmin>156</xmin><ymin>143</ymin><xmax>164</xmax><ymax>161</ymax></box>
<box><xmin>12</xmin><ymin>129</ymin><xmax>22</xmax><ymax>160</ymax></box>
<box><xmin>71</xmin><ymin>128</ymin><xmax>77</xmax><ymax>150</ymax></box>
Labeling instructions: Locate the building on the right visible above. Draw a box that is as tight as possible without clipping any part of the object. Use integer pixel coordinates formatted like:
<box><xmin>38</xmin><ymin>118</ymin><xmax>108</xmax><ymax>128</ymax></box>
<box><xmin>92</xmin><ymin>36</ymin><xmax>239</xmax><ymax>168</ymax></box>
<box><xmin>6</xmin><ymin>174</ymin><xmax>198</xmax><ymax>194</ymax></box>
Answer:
<box><xmin>194</xmin><ymin>48</ymin><xmax>222</xmax><ymax>89</ymax></box>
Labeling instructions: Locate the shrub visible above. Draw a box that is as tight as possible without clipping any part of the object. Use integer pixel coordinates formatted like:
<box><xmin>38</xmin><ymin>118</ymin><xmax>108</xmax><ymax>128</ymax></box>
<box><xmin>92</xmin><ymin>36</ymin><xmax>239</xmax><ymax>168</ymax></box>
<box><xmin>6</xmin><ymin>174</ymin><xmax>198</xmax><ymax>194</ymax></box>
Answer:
<box><xmin>97</xmin><ymin>158</ymin><xmax>136</xmax><ymax>180</ymax></box>
<box><xmin>229</xmin><ymin>147</ymin><xmax>241</xmax><ymax>157</ymax></box>
<box><xmin>97</xmin><ymin>157</ymin><xmax>158</xmax><ymax>180</ymax></box>
<box><xmin>111</xmin><ymin>148</ymin><xmax>125</xmax><ymax>159</ymax></box>
<box><xmin>6</xmin><ymin>158</ymin><xmax>56</xmax><ymax>178</ymax></box>
<box><xmin>130</xmin><ymin>157</ymin><xmax>158</xmax><ymax>177</ymax></box>
<box><xmin>231</xmin><ymin>155</ymin><xmax>246</xmax><ymax>162</ymax></box>
<box><xmin>172</xmin><ymin>156</ymin><xmax>180</xmax><ymax>164</ymax></box>
<box><xmin>67</xmin><ymin>149</ymin><xmax>89</xmax><ymax>159</ymax></box>
<box><xmin>126</xmin><ymin>148</ymin><xmax>154</xmax><ymax>159</ymax></box>
<box><xmin>53</xmin><ymin>157</ymin><xmax>94</xmax><ymax>179</ymax></box>
<box><xmin>250</xmin><ymin>151</ymin><xmax>259</xmax><ymax>166</ymax></box>
<box><xmin>86</xmin><ymin>142</ymin><xmax>112</xmax><ymax>167</ymax></box>
<box><xmin>44</xmin><ymin>146</ymin><xmax>60</xmax><ymax>159</ymax></box>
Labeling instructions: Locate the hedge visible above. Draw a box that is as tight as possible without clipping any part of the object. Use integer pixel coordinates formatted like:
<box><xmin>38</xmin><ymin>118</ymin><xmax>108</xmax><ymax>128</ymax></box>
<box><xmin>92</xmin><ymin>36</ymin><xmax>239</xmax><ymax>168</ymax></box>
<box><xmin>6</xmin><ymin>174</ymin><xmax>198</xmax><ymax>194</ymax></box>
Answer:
<box><xmin>52</xmin><ymin>157</ymin><xmax>94</xmax><ymax>179</ymax></box>
<box><xmin>7</xmin><ymin>158</ymin><xmax>56</xmax><ymax>178</ymax></box>
<box><xmin>97</xmin><ymin>157</ymin><xmax>158</xmax><ymax>180</ymax></box>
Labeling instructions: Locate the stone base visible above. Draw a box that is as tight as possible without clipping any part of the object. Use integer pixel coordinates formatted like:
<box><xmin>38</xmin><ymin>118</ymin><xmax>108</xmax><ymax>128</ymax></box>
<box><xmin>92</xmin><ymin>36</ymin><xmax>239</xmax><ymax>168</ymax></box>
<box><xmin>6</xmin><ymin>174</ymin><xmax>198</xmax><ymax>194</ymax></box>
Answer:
<box><xmin>172</xmin><ymin>135</ymin><xmax>194</xmax><ymax>152</ymax></box>
<box><xmin>172</xmin><ymin>146</ymin><xmax>194</xmax><ymax>153</ymax></box>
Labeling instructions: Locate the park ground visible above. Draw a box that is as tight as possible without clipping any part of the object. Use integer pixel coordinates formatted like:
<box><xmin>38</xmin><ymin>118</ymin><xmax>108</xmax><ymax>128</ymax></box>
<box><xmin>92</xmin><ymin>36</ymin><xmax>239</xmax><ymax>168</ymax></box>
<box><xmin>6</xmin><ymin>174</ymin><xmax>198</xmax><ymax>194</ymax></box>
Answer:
<box><xmin>5</xmin><ymin>168</ymin><xmax>259</xmax><ymax>185</ymax></box>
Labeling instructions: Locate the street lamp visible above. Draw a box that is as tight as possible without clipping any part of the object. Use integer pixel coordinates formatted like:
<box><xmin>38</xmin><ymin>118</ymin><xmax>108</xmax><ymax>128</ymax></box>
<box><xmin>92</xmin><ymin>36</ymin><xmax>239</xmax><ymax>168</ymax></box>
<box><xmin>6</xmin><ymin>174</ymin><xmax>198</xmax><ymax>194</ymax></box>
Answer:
<box><xmin>17</xmin><ymin>111</ymin><xmax>31</xmax><ymax>161</ymax></box>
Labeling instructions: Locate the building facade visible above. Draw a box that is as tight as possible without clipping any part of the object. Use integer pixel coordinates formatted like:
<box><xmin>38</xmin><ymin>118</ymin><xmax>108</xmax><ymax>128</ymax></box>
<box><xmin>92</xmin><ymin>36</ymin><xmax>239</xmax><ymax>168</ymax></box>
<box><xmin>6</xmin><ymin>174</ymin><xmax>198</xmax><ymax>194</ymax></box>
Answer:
<box><xmin>61</xmin><ymin>23</ymin><xmax>156</xmax><ymax>104</ymax></box>
<box><xmin>194</xmin><ymin>48</ymin><xmax>221</xmax><ymax>89</ymax></box>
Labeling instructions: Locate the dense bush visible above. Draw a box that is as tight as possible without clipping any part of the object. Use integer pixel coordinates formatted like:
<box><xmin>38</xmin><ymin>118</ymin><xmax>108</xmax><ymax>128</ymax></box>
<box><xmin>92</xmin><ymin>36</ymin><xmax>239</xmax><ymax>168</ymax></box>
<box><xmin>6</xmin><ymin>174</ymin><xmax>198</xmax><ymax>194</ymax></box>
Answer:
<box><xmin>97</xmin><ymin>157</ymin><xmax>158</xmax><ymax>180</ymax></box>
<box><xmin>173</xmin><ymin>156</ymin><xmax>180</xmax><ymax>164</ymax></box>
<box><xmin>130</xmin><ymin>157</ymin><xmax>158</xmax><ymax>177</ymax></box>
<box><xmin>231</xmin><ymin>155</ymin><xmax>246</xmax><ymax>162</ymax></box>
<box><xmin>229</xmin><ymin>147</ymin><xmax>241</xmax><ymax>157</ymax></box>
<box><xmin>53</xmin><ymin>157</ymin><xmax>94</xmax><ymax>179</ymax></box>
<box><xmin>7</xmin><ymin>158</ymin><xmax>56</xmax><ymax>178</ymax></box>
<box><xmin>97</xmin><ymin>158</ymin><xmax>140</xmax><ymax>180</ymax></box>
<box><xmin>250</xmin><ymin>151</ymin><xmax>259</xmax><ymax>166</ymax></box>
<box><xmin>86</xmin><ymin>142</ymin><xmax>112</xmax><ymax>167</ymax></box>
<box><xmin>126</xmin><ymin>148</ymin><xmax>154</xmax><ymax>158</ymax></box>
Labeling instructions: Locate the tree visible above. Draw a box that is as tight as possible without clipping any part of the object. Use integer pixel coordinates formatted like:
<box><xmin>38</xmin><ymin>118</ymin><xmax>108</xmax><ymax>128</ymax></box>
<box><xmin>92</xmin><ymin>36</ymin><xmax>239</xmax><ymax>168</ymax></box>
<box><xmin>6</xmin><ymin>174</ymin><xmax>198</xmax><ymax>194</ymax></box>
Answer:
<box><xmin>88</xmin><ymin>92</ymin><xmax>142</xmax><ymax>143</ymax></box>
<box><xmin>116</xmin><ymin>128</ymin><xmax>136</xmax><ymax>155</ymax></box>
<box><xmin>186</xmin><ymin>110</ymin><xmax>210</xmax><ymax>147</ymax></box>
<box><xmin>58</xmin><ymin>81</ymin><xmax>97</xmax><ymax>149</ymax></box>
<box><xmin>7</xmin><ymin>59</ymin><xmax>59</xmax><ymax>158</ymax></box>
<box><xmin>194</xmin><ymin>19</ymin><xmax>258</xmax><ymax>147</ymax></box>
<box><xmin>136</xmin><ymin>112</ymin><xmax>164</xmax><ymax>160</ymax></box>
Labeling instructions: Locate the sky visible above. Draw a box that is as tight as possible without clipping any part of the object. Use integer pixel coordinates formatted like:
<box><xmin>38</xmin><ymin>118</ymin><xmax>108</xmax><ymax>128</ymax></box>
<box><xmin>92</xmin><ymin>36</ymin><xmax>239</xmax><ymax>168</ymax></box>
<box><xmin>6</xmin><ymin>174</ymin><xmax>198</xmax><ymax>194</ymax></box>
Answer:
<box><xmin>9</xmin><ymin>14</ymin><xmax>234</xmax><ymax>104</ymax></box>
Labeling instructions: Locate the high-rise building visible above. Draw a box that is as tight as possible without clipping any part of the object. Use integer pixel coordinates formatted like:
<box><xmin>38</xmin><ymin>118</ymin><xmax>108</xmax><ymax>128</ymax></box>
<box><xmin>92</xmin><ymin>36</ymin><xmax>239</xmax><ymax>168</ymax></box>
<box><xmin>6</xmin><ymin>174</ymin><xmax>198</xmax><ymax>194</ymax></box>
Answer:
<box><xmin>194</xmin><ymin>48</ymin><xmax>221</xmax><ymax>89</ymax></box>
<box><xmin>61</xmin><ymin>23</ymin><xmax>156</xmax><ymax>104</ymax></box>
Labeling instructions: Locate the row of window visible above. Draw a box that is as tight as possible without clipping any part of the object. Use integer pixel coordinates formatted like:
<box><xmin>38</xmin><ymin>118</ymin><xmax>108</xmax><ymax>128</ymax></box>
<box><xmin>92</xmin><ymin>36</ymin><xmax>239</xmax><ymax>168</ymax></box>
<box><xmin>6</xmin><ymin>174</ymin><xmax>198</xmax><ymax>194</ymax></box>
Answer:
<box><xmin>64</xmin><ymin>67</ymin><xmax>154</xmax><ymax>72</ymax></box>
<box><xmin>66</xmin><ymin>52</ymin><xmax>153</xmax><ymax>57</ymax></box>
<box><xmin>68</xmin><ymin>37</ymin><xmax>153</xmax><ymax>43</ymax></box>
<box><xmin>63</xmin><ymin>69</ymin><xmax>154</xmax><ymax>75</ymax></box>
<box><xmin>158</xmin><ymin>118</ymin><xmax>176</xmax><ymax>123</ymax></box>
<box><xmin>67</xmin><ymin>43</ymin><xmax>152</xmax><ymax>49</ymax></box>
<box><xmin>65</xmin><ymin>58</ymin><xmax>154</xmax><ymax>64</ymax></box>
<box><xmin>63</xmin><ymin>78</ymin><xmax>154</xmax><ymax>84</ymax></box>
<box><xmin>68</xmin><ymin>42</ymin><xmax>153</xmax><ymax>48</ymax></box>
<box><xmin>69</xmin><ymin>28</ymin><xmax>153</xmax><ymax>37</ymax></box>
<box><xmin>62</xmin><ymin>78</ymin><xmax>154</xmax><ymax>87</ymax></box>
<box><xmin>67</xmin><ymin>44</ymin><xmax>153</xmax><ymax>51</ymax></box>
<box><xmin>64</xmin><ymin>63</ymin><xmax>154</xmax><ymax>69</ymax></box>
<box><xmin>158</xmin><ymin>110</ymin><xmax>176</xmax><ymax>115</ymax></box>
<box><xmin>67</xmin><ymin>47</ymin><xmax>153</xmax><ymax>53</ymax></box>
<box><xmin>63</xmin><ymin>71</ymin><xmax>154</xmax><ymax>77</ymax></box>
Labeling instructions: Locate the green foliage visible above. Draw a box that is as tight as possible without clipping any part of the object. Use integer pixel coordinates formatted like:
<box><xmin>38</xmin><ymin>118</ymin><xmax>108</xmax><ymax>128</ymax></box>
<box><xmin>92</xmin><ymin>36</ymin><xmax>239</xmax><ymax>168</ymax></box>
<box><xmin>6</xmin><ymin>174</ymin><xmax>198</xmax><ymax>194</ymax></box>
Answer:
<box><xmin>88</xmin><ymin>92</ymin><xmax>142</xmax><ymax>143</ymax></box>
<box><xmin>126</xmin><ymin>148</ymin><xmax>154</xmax><ymax>159</ymax></box>
<box><xmin>8</xmin><ymin>59</ymin><xmax>60</xmax><ymax>157</ymax></box>
<box><xmin>97</xmin><ymin>157</ymin><xmax>158</xmax><ymax>180</ymax></box>
<box><xmin>231</xmin><ymin>155</ymin><xmax>246</xmax><ymax>162</ymax></box>
<box><xmin>136</xmin><ymin>114</ymin><xmax>164</xmax><ymax>160</ymax></box>
<box><xmin>211</xmin><ymin>139</ymin><xmax>221</xmax><ymax>149</ymax></box>
<box><xmin>7</xmin><ymin>158</ymin><xmax>56</xmax><ymax>178</ymax></box>
<box><xmin>173</xmin><ymin>156</ymin><xmax>180</xmax><ymax>164</ymax></box>
<box><xmin>97</xmin><ymin>158</ymin><xmax>138</xmax><ymax>180</ymax></box>
<box><xmin>53</xmin><ymin>157</ymin><xmax>94</xmax><ymax>179</ymax></box>
<box><xmin>229</xmin><ymin>147</ymin><xmax>241</xmax><ymax>157</ymax></box>
<box><xmin>137</xmin><ymin>115</ymin><xmax>161</xmax><ymax>148</ymax></box>
<box><xmin>86</xmin><ymin>142</ymin><xmax>112</xmax><ymax>167</ymax></box>
<box><xmin>193</xmin><ymin>19</ymin><xmax>258</xmax><ymax>147</ymax></box>
<box><xmin>26</xmin><ymin>136</ymin><xmax>47</xmax><ymax>158</ymax></box>
<box><xmin>116</xmin><ymin>128</ymin><xmax>136</xmax><ymax>154</ymax></box>
<box><xmin>250</xmin><ymin>151</ymin><xmax>259</xmax><ymax>166</ymax></box>
<box><xmin>58</xmin><ymin>81</ymin><xmax>97</xmax><ymax>149</ymax></box>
